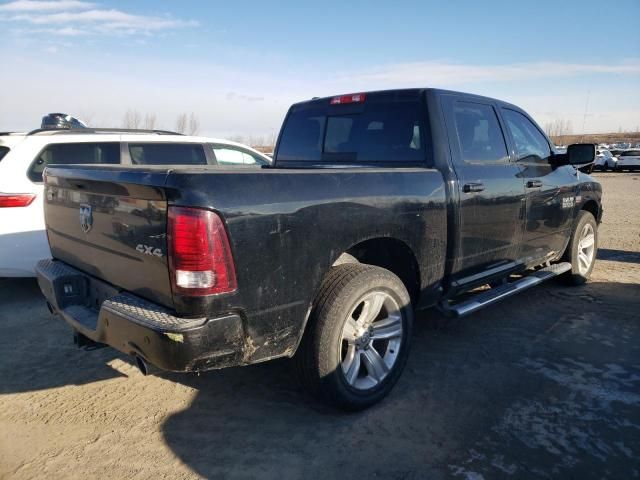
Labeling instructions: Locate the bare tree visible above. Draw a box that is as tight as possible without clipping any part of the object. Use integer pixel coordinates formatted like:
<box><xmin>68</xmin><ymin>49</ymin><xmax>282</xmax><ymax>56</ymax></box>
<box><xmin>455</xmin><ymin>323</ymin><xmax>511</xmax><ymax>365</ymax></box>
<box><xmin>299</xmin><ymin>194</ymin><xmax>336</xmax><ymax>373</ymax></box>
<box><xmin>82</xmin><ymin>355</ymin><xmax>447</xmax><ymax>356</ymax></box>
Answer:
<box><xmin>265</xmin><ymin>131</ymin><xmax>278</xmax><ymax>148</ymax></box>
<box><xmin>188</xmin><ymin>112</ymin><xmax>200</xmax><ymax>135</ymax></box>
<box><xmin>143</xmin><ymin>113</ymin><xmax>157</xmax><ymax>130</ymax></box>
<box><xmin>228</xmin><ymin>134</ymin><xmax>247</xmax><ymax>144</ymax></box>
<box><xmin>175</xmin><ymin>113</ymin><xmax>188</xmax><ymax>134</ymax></box>
<box><xmin>544</xmin><ymin>118</ymin><xmax>573</xmax><ymax>143</ymax></box>
<box><xmin>226</xmin><ymin>132</ymin><xmax>278</xmax><ymax>148</ymax></box>
<box><xmin>78</xmin><ymin>110</ymin><xmax>95</xmax><ymax>127</ymax></box>
<box><xmin>123</xmin><ymin>110</ymin><xmax>141</xmax><ymax>129</ymax></box>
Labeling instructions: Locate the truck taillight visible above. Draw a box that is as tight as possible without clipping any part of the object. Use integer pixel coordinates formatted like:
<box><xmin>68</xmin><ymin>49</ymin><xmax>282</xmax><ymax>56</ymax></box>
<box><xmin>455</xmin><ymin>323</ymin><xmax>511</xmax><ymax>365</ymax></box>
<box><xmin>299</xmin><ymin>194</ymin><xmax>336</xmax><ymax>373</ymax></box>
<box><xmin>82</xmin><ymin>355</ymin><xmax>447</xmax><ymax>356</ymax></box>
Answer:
<box><xmin>330</xmin><ymin>93</ymin><xmax>366</xmax><ymax>105</ymax></box>
<box><xmin>167</xmin><ymin>206</ymin><xmax>237</xmax><ymax>296</ymax></box>
<box><xmin>0</xmin><ymin>193</ymin><xmax>36</xmax><ymax>208</ymax></box>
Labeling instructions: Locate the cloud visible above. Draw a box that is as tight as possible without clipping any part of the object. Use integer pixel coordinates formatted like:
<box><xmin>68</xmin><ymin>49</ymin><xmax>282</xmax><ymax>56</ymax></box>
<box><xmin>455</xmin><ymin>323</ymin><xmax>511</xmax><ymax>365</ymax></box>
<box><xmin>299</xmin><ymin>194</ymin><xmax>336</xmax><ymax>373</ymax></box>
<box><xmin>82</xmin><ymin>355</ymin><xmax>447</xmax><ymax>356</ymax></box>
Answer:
<box><xmin>226</xmin><ymin>92</ymin><xmax>265</xmax><ymax>102</ymax></box>
<box><xmin>337</xmin><ymin>61</ymin><xmax>640</xmax><ymax>88</ymax></box>
<box><xmin>1</xmin><ymin>42</ymin><xmax>638</xmax><ymax>135</ymax></box>
<box><xmin>0</xmin><ymin>1</ymin><xmax>198</xmax><ymax>36</ymax></box>
<box><xmin>48</xmin><ymin>25</ymin><xmax>85</xmax><ymax>35</ymax></box>
<box><xmin>0</xmin><ymin>0</ymin><xmax>94</xmax><ymax>11</ymax></box>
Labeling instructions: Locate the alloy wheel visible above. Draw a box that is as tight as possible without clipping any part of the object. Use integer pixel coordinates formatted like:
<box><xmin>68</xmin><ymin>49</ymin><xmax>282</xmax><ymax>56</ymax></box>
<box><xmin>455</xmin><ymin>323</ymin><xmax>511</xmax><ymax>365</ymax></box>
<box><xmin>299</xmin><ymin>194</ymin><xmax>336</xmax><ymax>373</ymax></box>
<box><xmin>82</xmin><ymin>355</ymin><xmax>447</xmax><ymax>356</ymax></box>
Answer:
<box><xmin>577</xmin><ymin>223</ymin><xmax>596</xmax><ymax>275</ymax></box>
<box><xmin>339</xmin><ymin>291</ymin><xmax>403</xmax><ymax>390</ymax></box>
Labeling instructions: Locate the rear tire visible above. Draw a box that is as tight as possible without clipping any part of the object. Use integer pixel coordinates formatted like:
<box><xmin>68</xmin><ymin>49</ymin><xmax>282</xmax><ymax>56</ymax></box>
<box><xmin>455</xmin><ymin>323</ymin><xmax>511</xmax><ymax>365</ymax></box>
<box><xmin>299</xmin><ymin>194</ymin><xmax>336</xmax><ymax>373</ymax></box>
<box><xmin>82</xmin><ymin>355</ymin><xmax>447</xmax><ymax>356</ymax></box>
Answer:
<box><xmin>295</xmin><ymin>264</ymin><xmax>413</xmax><ymax>411</ymax></box>
<box><xmin>561</xmin><ymin>210</ymin><xmax>598</xmax><ymax>285</ymax></box>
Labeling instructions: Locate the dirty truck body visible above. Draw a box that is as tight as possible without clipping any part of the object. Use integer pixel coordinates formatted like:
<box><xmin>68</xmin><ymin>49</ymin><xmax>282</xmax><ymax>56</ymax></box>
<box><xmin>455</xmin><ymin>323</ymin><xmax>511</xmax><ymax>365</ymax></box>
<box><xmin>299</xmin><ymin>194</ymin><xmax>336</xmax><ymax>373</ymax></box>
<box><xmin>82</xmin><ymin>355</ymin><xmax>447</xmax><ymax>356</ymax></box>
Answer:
<box><xmin>36</xmin><ymin>89</ymin><xmax>601</xmax><ymax>409</ymax></box>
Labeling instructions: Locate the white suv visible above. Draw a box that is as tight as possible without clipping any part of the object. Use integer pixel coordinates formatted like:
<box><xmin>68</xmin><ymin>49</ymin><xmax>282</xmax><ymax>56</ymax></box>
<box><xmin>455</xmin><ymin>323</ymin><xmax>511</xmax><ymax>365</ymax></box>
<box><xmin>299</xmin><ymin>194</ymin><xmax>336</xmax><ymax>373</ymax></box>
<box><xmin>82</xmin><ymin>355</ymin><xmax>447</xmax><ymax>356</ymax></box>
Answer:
<box><xmin>0</xmin><ymin>128</ymin><xmax>271</xmax><ymax>277</ymax></box>
<box><xmin>615</xmin><ymin>150</ymin><xmax>640</xmax><ymax>171</ymax></box>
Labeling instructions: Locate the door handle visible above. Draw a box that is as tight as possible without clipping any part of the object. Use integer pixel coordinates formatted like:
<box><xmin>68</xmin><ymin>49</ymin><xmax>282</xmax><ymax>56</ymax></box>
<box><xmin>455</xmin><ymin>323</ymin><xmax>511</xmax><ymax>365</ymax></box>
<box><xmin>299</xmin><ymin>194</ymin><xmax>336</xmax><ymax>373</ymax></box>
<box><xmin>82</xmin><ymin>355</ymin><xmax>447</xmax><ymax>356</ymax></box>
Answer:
<box><xmin>463</xmin><ymin>182</ymin><xmax>485</xmax><ymax>193</ymax></box>
<box><xmin>526</xmin><ymin>180</ymin><xmax>543</xmax><ymax>188</ymax></box>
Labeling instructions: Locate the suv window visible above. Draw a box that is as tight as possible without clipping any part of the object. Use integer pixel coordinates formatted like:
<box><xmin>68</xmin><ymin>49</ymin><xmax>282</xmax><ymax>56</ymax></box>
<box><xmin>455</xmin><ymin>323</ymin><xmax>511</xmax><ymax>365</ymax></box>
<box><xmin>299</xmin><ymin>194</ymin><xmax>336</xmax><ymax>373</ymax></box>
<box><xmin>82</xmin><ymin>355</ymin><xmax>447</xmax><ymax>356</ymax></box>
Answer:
<box><xmin>453</xmin><ymin>102</ymin><xmax>508</xmax><ymax>164</ymax></box>
<box><xmin>0</xmin><ymin>146</ymin><xmax>9</xmax><ymax>162</ymax></box>
<box><xmin>621</xmin><ymin>150</ymin><xmax>640</xmax><ymax>157</ymax></box>
<box><xmin>128</xmin><ymin>143</ymin><xmax>207</xmax><ymax>165</ymax></box>
<box><xmin>276</xmin><ymin>93</ymin><xmax>425</xmax><ymax>163</ymax></box>
<box><xmin>29</xmin><ymin>142</ymin><xmax>120</xmax><ymax>182</ymax></box>
<box><xmin>212</xmin><ymin>145</ymin><xmax>267</xmax><ymax>166</ymax></box>
<box><xmin>502</xmin><ymin>109</ymin><xmax>551</xmax><ymax>162</ymax></box>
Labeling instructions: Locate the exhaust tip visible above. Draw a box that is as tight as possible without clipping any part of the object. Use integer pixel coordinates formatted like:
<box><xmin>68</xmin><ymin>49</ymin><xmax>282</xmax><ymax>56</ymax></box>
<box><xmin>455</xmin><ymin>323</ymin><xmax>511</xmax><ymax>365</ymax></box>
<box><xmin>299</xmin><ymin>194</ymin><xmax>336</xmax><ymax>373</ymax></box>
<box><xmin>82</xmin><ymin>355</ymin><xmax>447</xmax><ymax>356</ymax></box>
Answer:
<box><xmin>135</xmin><ymin>356</ymin><xmax>149</xmax><ymax>376</ymax></box>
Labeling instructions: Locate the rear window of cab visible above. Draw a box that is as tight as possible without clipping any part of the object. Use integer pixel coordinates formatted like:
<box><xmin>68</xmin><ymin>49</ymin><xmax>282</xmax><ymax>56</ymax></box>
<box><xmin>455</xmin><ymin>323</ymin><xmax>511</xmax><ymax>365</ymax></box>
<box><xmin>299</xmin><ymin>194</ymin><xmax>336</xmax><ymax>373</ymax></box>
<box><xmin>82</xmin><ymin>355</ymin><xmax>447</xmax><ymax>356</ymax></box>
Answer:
<box><xmin>276</xmin><ymin>92</ymin><xmax>427</xmax><ymax>164</ymax></box>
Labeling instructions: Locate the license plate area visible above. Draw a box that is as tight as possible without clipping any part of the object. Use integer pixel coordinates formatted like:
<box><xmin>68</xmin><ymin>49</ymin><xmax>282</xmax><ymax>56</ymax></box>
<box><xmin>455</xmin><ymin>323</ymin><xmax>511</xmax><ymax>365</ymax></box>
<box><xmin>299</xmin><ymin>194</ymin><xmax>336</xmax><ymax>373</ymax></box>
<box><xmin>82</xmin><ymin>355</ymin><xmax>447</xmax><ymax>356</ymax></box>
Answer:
<box><xmin>86</xmin><ymin>276</ymin><xmax>121</xmax><ymax>312</ymax></box>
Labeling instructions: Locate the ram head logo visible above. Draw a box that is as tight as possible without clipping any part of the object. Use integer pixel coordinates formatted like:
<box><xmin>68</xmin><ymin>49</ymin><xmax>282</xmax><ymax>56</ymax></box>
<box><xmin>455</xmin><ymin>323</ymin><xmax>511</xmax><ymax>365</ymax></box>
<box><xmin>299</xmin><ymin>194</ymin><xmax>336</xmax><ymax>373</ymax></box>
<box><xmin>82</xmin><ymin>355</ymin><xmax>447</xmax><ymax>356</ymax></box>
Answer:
<box><xmin>79</xmin><ymin>204</ymin><xmax>93</xmax><ymax>234</ymax></box>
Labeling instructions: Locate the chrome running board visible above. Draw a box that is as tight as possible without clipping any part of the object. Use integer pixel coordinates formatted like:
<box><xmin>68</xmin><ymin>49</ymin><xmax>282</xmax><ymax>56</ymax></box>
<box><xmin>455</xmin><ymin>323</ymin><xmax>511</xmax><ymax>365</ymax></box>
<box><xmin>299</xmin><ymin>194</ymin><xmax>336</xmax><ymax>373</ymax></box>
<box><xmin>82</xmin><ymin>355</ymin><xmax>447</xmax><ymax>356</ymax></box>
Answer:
<box><xmin>442</xmin><ymin>262</ymin><xmax>572</xmax><ymax>318</ymax></box>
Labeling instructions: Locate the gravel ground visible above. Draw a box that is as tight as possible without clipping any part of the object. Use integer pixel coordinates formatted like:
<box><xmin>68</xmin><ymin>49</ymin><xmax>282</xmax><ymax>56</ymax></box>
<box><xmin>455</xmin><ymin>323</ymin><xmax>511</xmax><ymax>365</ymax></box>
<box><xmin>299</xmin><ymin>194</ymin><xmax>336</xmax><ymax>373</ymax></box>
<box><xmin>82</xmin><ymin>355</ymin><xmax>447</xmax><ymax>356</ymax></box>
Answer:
<box><xmin>1</xmin><ymin>172</ymin><xmax>639</xmax><ymax>479</ymax></box>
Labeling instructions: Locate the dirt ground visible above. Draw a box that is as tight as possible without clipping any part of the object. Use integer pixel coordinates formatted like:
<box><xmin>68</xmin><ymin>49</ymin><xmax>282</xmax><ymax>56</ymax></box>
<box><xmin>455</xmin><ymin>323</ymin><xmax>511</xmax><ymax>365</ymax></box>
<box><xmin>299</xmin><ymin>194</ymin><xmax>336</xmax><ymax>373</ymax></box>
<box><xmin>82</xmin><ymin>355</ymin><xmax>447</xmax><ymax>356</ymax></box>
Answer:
<box><xmin>1</xmin><ymin>172</ymin><xmax>639</xmax><ymax>479</ymax></box>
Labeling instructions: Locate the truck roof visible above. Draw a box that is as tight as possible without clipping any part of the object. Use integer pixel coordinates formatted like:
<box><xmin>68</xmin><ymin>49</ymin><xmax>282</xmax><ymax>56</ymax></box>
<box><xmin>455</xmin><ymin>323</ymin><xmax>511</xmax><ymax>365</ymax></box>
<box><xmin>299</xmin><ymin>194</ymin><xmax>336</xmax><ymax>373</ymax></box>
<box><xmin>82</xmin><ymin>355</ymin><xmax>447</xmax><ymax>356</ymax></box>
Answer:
<box><xmin>295</xmin><ymin>88</ymin><xmax>520</xmax><ymax>110</ymax></box>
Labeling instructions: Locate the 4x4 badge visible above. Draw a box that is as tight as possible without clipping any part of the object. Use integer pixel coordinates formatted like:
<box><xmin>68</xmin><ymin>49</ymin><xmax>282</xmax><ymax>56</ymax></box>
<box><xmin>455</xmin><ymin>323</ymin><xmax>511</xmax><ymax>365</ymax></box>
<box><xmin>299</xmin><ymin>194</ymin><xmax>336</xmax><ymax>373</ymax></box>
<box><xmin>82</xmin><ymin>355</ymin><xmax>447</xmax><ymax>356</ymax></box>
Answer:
<box><xmin>79</xmin><ymin>204</ymin><xmax>93</xmax><ymax>233</ymax></box>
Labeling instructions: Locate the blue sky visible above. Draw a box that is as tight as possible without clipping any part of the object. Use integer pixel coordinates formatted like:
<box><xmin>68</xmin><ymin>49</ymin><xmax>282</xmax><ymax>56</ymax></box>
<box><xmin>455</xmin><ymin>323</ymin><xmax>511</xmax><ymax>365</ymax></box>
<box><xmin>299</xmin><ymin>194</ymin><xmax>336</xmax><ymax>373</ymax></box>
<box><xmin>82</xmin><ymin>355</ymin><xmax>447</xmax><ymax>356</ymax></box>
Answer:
<box><xmin>0</xmin><ymin>0</ymin><xmax>639</xmax><ymax>138</ymax></box>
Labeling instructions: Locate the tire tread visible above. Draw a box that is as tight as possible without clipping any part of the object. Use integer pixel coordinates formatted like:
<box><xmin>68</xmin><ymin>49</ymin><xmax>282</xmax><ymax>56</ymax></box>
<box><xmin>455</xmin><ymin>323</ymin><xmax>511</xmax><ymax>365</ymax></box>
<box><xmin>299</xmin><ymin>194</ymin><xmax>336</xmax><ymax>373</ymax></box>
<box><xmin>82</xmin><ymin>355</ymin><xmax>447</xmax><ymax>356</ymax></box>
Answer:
<box><xmin>295</xmin><ymin>263</ymin><xmax>412</xmax><ymax>410</ymax></box>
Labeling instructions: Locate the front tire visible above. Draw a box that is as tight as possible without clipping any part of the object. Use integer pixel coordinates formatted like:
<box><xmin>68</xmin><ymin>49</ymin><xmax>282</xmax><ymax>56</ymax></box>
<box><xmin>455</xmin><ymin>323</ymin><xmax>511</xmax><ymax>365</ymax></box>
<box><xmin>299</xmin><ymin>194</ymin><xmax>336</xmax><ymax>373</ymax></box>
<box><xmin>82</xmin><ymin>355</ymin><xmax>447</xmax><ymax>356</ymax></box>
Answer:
<box><xmin>562</xmin><ymin>210</ymin><xmax>598</xmax><ymax>285</ymax></box>
<box><xmin>295</xmin><ymin>264</ymin><xmax>413</xmax><ymax>411</ymax></box>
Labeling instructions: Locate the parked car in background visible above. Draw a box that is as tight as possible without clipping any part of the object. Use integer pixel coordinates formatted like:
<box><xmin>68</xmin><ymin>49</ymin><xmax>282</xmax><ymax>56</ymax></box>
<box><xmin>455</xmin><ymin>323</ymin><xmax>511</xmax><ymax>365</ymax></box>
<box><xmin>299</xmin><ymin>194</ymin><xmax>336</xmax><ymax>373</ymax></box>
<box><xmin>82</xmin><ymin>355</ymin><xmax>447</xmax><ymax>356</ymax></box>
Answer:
<box><xmin>612</xmin><ymin>143</ymin><xmax>631</xmax><ymax>150</ymax></box>
<box><xmin>595</xmin><ymin>148</ymin><xmax>617</xmax><ymax>170</ymax></box>
<box><xmin>614</xmin><ymin>150</ymin><xmax>640</xmax><ymax>171</ymax></box>
<box><xmin>0</xmin><ymin>128</ymin><xmax>270</xmax><ymax>277</ymax></box>
<box><xmin>553</xmin><ymin>145</ymin><xmax>594</xmax><ymax>173</ymax></box>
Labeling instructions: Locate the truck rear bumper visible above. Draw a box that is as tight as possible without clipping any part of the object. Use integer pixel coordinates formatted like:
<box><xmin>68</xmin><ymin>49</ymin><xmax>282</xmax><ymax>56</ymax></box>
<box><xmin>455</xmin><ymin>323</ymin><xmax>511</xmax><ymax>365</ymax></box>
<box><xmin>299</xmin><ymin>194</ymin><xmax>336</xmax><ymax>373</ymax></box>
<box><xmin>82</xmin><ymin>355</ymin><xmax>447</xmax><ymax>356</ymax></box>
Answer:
<box><xmin>35</xmin><ymin>259</ymin><xmax>245</xmax><ymax>372</ymax></box>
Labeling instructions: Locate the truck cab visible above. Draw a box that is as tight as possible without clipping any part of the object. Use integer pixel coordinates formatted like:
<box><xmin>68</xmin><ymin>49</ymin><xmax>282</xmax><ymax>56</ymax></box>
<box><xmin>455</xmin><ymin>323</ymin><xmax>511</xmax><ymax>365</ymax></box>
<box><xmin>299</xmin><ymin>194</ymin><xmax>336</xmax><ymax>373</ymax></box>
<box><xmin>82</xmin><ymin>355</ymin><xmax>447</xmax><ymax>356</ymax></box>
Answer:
<box><xmin>274</xmin><ymin>89</ymin><xmax>601</xmax><ymax>294</ymax></box>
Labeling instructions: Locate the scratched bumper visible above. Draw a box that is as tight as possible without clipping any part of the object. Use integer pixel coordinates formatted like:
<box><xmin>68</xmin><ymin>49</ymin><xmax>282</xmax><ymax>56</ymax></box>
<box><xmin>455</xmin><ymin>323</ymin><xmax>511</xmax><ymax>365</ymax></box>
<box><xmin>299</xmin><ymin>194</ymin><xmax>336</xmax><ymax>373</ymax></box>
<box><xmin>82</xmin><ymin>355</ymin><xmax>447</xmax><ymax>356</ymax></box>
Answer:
<box><xmin>35</xmin><ymin>259</ymin><xmax>245</xmax><ymax>372</ymax></box>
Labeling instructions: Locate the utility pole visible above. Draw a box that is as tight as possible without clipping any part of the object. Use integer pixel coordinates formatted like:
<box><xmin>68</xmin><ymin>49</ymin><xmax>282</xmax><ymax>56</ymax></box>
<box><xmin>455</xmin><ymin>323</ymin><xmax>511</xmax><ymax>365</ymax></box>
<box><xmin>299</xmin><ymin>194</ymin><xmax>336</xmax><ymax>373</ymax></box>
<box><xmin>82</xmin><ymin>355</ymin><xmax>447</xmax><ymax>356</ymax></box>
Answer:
<box><xmin>581</xmin><ymin>90</ymin><xmax>590</xmax><ymax>140</ymax></box>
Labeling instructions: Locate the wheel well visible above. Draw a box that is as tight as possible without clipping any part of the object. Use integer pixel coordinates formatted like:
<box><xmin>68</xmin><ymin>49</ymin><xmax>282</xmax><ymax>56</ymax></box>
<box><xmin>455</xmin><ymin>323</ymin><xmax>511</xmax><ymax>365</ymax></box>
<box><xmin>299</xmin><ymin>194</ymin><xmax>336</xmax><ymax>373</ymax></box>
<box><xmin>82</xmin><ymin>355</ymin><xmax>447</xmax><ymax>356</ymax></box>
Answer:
<box><xmin>335</xmin><ymin>238</ymin><xmax>421</xmax><ymax>303</ymax></box>
<box><xmin>582</xmin><ymin>200</ymin><xmax>599</xmax><ymax>221</ymax></box>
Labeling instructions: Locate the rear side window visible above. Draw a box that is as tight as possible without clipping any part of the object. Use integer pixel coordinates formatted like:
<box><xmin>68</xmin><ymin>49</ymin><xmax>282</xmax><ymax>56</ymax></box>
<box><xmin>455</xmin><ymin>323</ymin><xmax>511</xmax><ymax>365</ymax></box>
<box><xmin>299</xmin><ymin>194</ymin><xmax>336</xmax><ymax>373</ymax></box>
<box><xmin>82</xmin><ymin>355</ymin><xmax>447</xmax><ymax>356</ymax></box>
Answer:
<box><xmin>276</xmin><ymin>103</ymin><xmax>325</xmax><ymax>162</ymax></box>
<box><xmin>453</xmin><ymin>102</ymin><xmax>508</xmax><ymax>164</ymax></box>
<box><xmin>276</xmin><ymin>93</ymin><xmax>426</xmax><ymax>164</ymax></box>
<box><xmin>212</xmin><ymin>145</ymin><xmax>268</xmax><ymax>165</ymax></box>
<box><xmin>128</xmin><ymin>143</ymin><xmax>207</xmax><ymax>165</ymax></box>
<box><xmin>29</xmin><ymin>142</ymin><xmax>120</xmax><ymax>182</ymax></box>
<box><xmin>621</xmin><ymin>150</ymin><xmax>640</xmax><ymax>157</ymax></box>
<box><xmin>0</xmin><ymin>146</ymin><xmax>9</xmax><ymax>162</ymax></box>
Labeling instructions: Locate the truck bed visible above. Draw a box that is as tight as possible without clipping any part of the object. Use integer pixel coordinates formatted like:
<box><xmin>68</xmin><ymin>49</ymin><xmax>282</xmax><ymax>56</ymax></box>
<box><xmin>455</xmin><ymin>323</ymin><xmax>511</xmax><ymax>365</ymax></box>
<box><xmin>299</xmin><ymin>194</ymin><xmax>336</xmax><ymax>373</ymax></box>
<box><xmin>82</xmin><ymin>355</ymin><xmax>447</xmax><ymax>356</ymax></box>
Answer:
<box><xmin>43</xmin><ymin>163</ymin><xmax>447</xmax><ymax>363</ymax></box>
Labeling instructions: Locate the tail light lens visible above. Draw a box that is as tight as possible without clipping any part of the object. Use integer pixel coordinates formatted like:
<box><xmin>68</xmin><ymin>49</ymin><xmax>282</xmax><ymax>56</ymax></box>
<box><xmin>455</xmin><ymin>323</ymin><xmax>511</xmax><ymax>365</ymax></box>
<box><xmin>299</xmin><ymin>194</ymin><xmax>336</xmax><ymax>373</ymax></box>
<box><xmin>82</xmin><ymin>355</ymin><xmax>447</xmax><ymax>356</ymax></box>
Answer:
<box><xmin>167</xmin><ymin>206</ymin><xmax>237</xmax><ymax>296</ymax></box>
<box><xmin>330</xmin><ymin>93</ymin><xmax>366</xmax><ymax>105</ymax></box>
<box><xmin>0</xmin><ymin>193</ymin><xmax>36</xmax><ymax>208</ymax></box>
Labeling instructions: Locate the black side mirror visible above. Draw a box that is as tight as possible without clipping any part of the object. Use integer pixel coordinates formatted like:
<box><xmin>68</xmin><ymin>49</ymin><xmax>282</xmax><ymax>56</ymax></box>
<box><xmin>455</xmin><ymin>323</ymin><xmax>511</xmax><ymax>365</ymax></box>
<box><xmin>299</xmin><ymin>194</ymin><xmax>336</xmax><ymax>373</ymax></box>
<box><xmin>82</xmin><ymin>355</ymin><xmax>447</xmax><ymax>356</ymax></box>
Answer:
<box><xmin>567</xmin><ymin>143</ymin><xmax>595</xmax><ymax>165</ymax></box>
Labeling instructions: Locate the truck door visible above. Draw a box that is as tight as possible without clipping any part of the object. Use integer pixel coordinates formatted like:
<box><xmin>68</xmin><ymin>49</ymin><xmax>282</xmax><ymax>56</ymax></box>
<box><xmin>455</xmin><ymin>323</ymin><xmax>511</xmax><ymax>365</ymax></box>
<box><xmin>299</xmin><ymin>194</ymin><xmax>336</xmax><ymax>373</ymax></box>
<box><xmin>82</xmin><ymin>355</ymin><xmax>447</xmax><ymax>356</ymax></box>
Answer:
<box><xmin>442</xmin><ymin>96</ymin><xmax>526</xmax><ymax>283</ymax></box>
<box><xmin>499</xmin><ymin>108</ymin><xmax>577</xmax><ymax>263</ymax></box>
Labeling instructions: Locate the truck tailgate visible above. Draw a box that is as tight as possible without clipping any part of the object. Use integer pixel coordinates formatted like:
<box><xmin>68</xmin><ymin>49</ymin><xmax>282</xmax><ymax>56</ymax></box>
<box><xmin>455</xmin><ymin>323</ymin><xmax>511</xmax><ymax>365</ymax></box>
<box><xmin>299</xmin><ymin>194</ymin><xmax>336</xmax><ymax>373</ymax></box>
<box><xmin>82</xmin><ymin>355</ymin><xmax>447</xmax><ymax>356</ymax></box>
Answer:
<box><xmin>44</xmin><ymin>166</ymin><xmax>173</xmax><ymax>307</ymax></box>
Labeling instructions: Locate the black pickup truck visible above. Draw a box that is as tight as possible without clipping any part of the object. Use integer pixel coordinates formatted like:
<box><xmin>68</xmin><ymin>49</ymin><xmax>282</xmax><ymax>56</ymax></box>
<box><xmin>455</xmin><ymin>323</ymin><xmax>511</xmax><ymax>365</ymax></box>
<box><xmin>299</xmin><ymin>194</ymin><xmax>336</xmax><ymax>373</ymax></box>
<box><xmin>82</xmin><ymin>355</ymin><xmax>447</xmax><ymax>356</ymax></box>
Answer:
<box><xmin>36</xmin><ymin>89</ymin><xmax>602</xmax><ymax>410</ymax></box>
